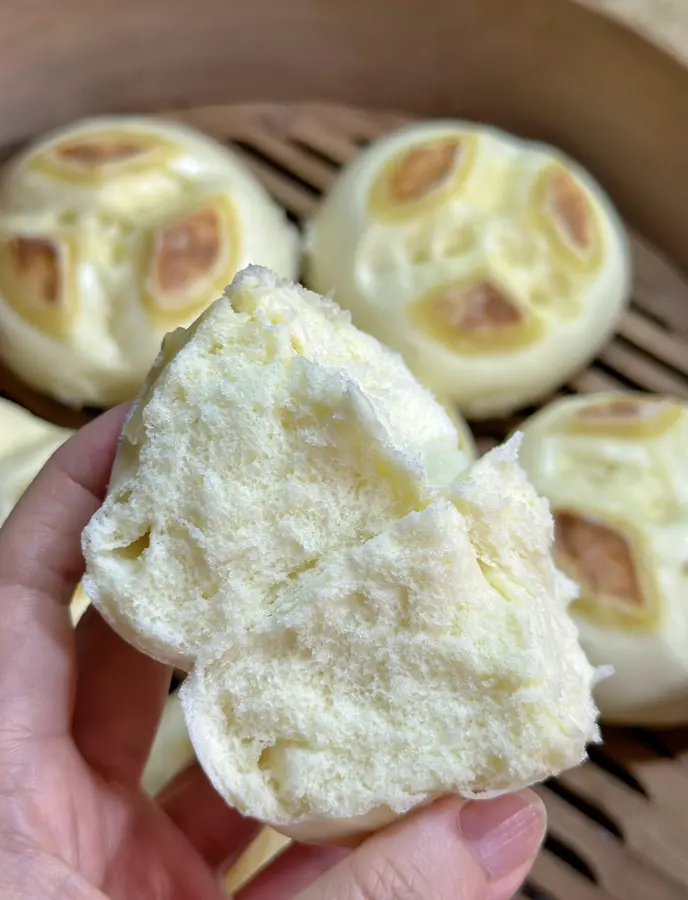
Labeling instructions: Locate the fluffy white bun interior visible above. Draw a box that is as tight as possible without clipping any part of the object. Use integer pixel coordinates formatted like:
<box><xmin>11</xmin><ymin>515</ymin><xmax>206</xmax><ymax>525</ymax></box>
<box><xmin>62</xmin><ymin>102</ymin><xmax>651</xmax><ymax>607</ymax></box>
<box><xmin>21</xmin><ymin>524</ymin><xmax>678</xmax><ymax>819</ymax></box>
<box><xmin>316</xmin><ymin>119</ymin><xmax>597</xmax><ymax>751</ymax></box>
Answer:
<box><xmin>83</xmin><ymin>266</ymin><xmax>600</xmax><ymax>841</ymax></box>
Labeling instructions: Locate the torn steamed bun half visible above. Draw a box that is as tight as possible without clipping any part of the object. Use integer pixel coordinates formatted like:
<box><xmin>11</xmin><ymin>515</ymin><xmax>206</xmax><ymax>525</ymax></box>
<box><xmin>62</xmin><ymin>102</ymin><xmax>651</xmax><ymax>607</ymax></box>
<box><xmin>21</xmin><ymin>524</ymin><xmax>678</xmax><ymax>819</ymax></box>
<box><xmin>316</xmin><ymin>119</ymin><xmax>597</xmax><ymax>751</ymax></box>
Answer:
<box><xmin>83</xmin><ymin>265</ymin><xmax>469</xmax><ymax>669</ymax></box>
<box><xmin>82</xmin><ymin>266</ymin><xmax>602</xmax><ymax>843</ymax></box>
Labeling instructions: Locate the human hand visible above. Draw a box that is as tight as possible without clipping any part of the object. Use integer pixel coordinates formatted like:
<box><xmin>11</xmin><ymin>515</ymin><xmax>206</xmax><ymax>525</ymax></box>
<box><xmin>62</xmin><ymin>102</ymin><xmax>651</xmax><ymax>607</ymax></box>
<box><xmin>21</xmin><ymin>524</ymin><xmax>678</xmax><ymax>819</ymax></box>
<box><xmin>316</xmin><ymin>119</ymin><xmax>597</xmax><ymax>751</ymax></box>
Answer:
<box><xmin>0</xmin><ymin>406</ymin><xmax>546</xmax><ymax>899</ymax></box>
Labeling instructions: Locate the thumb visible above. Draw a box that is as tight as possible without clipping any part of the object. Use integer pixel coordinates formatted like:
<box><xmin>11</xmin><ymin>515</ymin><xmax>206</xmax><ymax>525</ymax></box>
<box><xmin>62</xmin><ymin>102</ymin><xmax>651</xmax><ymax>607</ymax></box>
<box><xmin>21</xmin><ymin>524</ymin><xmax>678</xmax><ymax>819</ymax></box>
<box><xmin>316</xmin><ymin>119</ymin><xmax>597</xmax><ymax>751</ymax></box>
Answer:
<box><xmin>295</xmin><ymin>790</ymin><xmax>545</xmax><ymax>900</ymax></box>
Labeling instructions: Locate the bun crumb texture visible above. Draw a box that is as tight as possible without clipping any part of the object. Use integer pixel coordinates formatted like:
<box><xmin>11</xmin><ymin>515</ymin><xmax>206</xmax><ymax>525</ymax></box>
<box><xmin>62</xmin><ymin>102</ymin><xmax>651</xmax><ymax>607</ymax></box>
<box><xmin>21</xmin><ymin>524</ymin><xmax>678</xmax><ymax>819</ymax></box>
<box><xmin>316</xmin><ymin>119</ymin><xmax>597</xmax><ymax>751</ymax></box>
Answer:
<box><xmin>83</xmin><ymin>266</ymin><xmax>600</xmax><ymax>842</ymax></box>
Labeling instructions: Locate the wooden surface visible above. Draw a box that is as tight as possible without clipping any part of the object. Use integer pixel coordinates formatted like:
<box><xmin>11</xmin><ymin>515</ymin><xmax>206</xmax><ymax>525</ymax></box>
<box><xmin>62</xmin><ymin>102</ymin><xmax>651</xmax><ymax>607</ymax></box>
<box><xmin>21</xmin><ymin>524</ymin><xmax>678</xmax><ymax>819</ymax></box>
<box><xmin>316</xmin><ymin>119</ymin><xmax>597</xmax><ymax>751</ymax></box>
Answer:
<box><xmin>4</xmin><ymin>102</ymin><xmax>688</xmax><ymax>899</ymax></box>
<box><xmin>224</xmin><ymin>828</ymin><xmax>291</xmax><ymax>894</ymax></box>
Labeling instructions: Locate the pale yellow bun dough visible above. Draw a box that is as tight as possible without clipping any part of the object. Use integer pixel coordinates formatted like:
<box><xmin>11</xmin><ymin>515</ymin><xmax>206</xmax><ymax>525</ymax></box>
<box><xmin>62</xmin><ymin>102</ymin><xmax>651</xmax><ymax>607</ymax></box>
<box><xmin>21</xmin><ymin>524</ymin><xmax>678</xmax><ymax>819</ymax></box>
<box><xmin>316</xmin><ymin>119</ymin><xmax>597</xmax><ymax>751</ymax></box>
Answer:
<box><xmin>305</xmin><ymin>120</ymin><xmax>631</xmax><ymax>419</ymax></box>
<box><xmin>0</xmin><ymin>116</ymin><xmax>299</xmax><ymax>407</ymax></box>
<box><xmin>518</xmin><ymin>392</ymin><xmax>688</xmax><ymax>726</ymax></box>
<box><xmin>141</xmin><ymin>691</ymin><xmax>296</xmax><ymax>896</ymax></box>
<box><xmin>83</xmin><ymin>266</ymin><xmax>600</xmax><ymax>843</ymax></box>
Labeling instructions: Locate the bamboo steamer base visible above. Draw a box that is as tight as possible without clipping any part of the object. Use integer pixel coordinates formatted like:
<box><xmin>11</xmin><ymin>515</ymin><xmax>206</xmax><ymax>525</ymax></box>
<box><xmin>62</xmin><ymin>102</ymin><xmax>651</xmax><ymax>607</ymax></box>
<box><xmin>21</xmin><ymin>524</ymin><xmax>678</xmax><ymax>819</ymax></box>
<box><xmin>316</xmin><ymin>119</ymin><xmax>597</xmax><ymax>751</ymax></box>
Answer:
<box><xmin>4</xmin><ymin>102</ymin><xmax>688</xmax><ymax>900</ymax></box>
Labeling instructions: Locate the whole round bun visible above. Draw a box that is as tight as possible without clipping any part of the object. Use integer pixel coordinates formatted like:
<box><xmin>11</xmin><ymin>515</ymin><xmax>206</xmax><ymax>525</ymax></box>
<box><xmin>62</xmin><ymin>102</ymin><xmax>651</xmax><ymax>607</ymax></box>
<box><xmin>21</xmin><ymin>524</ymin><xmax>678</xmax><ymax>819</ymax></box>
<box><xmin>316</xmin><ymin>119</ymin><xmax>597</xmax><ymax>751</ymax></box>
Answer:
<box><xmin>305</xmin><ymin>120</ymin><xmax>631</xmax><ymax>419</ymax></box>
<box><xmin>518</xmin><ymin>392</ymin><xmax>688</xmax><ymax>726</ymax></box>
<box><xmin>0</xmin><ymin>116</ymin><xmax>299</xmax><ymax>407</ymax></box>
<box><xmin>83</xmin><ymin>266</ymin><xmax>600</xmax><ymax>842</ymax></box>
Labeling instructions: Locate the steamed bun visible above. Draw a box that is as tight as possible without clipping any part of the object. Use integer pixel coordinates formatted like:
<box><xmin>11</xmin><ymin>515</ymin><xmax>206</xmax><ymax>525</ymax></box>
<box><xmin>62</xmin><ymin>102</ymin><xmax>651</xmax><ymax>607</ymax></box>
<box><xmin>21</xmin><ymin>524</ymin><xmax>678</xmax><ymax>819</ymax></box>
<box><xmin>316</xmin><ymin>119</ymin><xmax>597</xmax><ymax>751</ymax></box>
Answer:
<box><xmin>305</xmin><ymin>120</ymin><xmax>631</xmax><ymax>418</ymax></box>
<box><xmin>519</xmin><ymin>392</ymin><xmax>688</xmax><ymax>725</ymax></box>
<box><xmin>83</xmin><ymin>266</ymin><xmax>600</xmax><ymax>841</ymax></box>
<box><xmin>0</xmin><ymin>116</ymin><xmax>299</xmax><ymax>407</ymax></box>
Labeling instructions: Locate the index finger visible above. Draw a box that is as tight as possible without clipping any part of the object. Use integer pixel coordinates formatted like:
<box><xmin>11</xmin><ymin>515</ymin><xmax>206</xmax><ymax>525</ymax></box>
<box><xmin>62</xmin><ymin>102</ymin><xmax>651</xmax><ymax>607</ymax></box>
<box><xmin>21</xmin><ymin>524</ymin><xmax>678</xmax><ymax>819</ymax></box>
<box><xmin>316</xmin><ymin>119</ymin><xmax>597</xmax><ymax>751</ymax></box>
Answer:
<box><xmin>0</xmin><ymin>404</ymin><xmax>128</xmax><ymax>603</ymax></box>
<box><xmin>0</xmin><ymin>405</ymin><xmax>127</xmax><ymax>739</ymax></box>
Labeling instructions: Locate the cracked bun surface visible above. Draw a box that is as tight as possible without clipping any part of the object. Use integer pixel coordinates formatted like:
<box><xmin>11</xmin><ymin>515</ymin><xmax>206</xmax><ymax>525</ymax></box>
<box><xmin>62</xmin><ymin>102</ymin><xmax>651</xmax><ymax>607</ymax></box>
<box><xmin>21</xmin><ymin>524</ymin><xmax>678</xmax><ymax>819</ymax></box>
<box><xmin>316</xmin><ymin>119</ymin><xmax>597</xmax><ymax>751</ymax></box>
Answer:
<box><xmin>0</xmin><ymin>117</ymin><xmax>299</xmax><ymax>407</ymax></box>
<box><xmin>305</xmin><ymin>120</ymin><xmax>631</xmax><ymax>418</ymax></box>
<box><xmin>83</xmin><ymin>266</ymin><xmax>600</xmax><ymax>841</ymax></box>
<box><xmin>519</xmin><ymin>392</ymin><xmax>688</xmax><ymax>725</ymax></box>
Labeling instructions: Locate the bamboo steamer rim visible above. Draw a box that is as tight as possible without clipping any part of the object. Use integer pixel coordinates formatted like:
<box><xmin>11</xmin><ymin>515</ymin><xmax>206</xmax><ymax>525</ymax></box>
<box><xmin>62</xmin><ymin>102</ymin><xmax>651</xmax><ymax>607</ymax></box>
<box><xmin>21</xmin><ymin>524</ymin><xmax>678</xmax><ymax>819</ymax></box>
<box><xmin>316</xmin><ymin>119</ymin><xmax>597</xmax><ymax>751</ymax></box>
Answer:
<box><xmin>0</xmin><ymin>0</ymin><xmax>684</xmax><ymax>263</ymax></box>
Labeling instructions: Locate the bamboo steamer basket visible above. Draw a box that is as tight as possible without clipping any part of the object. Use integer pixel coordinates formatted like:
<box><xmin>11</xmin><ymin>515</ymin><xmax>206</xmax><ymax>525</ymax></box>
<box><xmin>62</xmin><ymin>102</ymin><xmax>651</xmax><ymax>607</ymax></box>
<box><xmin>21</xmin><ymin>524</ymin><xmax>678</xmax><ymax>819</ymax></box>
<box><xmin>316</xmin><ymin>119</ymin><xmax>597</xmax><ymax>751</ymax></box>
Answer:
<box><xmin>2</xmin><ymin>1</ymin><xmax>688</xmax><ymax>898</ymax></box>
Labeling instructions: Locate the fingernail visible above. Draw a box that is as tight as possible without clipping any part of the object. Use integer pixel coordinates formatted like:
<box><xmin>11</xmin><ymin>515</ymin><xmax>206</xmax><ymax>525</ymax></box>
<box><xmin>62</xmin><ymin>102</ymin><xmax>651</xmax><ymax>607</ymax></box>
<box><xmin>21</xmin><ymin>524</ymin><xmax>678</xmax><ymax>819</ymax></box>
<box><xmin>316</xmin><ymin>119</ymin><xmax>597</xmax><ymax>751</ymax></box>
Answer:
<box><xmin>460</xmin><ymin>791</ymin><xmax>546</xmax><ymax>879</ymax></box>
